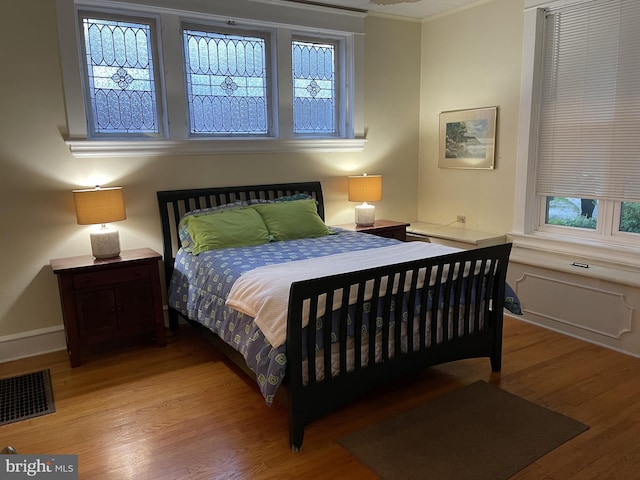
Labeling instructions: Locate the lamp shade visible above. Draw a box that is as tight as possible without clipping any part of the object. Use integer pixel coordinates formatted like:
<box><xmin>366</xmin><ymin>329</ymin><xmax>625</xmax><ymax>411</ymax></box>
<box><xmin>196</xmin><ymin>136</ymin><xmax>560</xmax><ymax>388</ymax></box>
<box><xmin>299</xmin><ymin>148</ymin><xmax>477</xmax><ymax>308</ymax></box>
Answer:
<box><xmin>73</xmin><ymin>187</ymin><xmax>126</xmax><ymax>225</ymax></box>
<box><xmin>348</xmin><ymin>174</ymin><xmax>382</xmax><ymax>203</ymax></box>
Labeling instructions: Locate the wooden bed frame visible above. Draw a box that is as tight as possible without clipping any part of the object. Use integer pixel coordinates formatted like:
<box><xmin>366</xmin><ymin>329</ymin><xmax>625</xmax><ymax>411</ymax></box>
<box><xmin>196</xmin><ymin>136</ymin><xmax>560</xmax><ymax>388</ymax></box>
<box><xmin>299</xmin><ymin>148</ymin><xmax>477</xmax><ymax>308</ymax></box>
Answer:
<box><xmin>157</xmin><ymin>181</ymin><xmax>512</xmax><ymax>451</ymax></box>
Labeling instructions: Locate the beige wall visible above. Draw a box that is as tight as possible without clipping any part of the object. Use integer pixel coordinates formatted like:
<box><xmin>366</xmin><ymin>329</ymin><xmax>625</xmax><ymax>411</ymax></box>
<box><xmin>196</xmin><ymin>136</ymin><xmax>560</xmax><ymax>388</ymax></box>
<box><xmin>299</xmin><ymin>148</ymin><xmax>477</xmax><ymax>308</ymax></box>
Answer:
<box><xmin>418</xmin><ymin>0</ymin><xmax>524</xmax><ymax>232</ymax></box>
<box><xmin>0</xmin><ymin>2</ymin><xmax>421</xmax><ymax>339</ymax></box>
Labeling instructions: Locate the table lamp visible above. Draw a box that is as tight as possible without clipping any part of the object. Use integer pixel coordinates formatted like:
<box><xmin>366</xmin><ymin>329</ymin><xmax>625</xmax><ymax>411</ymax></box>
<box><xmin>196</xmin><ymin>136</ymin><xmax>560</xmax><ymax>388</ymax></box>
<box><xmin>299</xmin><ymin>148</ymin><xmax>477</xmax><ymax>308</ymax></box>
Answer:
<box><xmin>348</xmin><ymin>174</ymin><xmax>382</xmax><ymax>227</ymax></box>
<box><xmin>73</xmin><ymin>186</ymin><xmax>126</xmax><ymax>258</ymax></box>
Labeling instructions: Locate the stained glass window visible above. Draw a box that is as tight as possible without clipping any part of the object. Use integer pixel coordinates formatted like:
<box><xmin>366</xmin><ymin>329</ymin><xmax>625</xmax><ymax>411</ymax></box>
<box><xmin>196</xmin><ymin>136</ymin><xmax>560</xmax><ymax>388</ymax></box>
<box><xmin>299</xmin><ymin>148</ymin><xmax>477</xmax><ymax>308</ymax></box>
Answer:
<box><xmin>292</xmin><ymin>40</ymin><xmax>336</xmax><ymax>135</ymax></box>
<box><xmin>81</xmin><ymin>15</ymin><xmax>160</xmax><ymax>136</ymax></box>
<box><xmin>183</xmin><ymin>28</ymin><xmax>268</xmax><ymax>135</ymax></box>
<box><xmin>64</xmin><ymin>5</ymin><xmax>360</xmax><ymax>150</ymax></box>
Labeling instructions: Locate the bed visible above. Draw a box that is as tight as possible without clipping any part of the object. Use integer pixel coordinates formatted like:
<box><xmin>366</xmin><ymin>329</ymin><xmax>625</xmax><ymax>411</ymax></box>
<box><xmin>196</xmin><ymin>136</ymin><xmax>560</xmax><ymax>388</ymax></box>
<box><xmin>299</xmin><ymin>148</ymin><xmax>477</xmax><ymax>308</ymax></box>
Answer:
<box><xmin>157</xmin><ymin>181</ymin><xmax>517</xmax><ymax>451</ymax></box>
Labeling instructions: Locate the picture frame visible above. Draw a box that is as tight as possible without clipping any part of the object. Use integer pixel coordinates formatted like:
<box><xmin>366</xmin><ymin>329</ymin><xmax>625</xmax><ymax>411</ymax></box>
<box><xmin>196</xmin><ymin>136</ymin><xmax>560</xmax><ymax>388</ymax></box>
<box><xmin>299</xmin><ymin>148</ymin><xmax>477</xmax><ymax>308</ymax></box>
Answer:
<box><xmin>438</xmin><ymin>107</ymin><xmax>497</xmax><ymax>169</ymax></box>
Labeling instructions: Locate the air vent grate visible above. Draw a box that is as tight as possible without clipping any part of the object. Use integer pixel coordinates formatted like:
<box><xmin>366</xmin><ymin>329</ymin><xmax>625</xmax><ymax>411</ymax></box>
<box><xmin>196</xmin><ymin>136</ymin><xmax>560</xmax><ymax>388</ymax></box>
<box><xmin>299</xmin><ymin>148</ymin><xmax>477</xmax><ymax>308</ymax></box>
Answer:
<box><xmin>0</xmin><ymin>370</ymin><xmax>56</xmax><ymax>425</ymax></box>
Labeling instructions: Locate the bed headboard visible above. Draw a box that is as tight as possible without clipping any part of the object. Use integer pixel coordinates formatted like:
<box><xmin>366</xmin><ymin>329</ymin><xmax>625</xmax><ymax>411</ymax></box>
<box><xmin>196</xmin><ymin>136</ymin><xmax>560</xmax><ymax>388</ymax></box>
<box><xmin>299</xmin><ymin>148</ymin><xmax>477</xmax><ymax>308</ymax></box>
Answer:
<box><xmin>156</xmin><ymin>181</ymin><xmax>325</xmax><ymax>286</ymax></box>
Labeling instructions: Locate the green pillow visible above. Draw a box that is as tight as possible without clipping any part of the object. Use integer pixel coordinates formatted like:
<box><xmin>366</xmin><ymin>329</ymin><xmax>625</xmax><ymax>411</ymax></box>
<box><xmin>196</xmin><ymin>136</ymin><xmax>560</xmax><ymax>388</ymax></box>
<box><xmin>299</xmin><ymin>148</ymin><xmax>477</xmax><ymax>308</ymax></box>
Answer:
<box><xmin>178</xmin><ymin>201</ymin><xmax>246</xmax><ymax>253</ymax></box>
<box><xmin>251</xmin><ymin>199</ymin><xmax>331</xmax><ymax>241</ymax></box>
<box><xmin>185</xmin><ymin>207</ymin><xmax>270</xmax><ymax>254</ymax></box>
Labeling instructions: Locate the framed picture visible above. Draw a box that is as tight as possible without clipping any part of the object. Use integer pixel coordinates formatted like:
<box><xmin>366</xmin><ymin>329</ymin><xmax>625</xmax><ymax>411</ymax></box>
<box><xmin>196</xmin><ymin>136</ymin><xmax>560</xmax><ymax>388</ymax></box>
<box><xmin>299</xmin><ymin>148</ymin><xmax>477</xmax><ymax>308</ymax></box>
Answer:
<box><xmin>439</xmin><ymin>107</ymin><xmax>497</xmax><ymax>169</ymax></box>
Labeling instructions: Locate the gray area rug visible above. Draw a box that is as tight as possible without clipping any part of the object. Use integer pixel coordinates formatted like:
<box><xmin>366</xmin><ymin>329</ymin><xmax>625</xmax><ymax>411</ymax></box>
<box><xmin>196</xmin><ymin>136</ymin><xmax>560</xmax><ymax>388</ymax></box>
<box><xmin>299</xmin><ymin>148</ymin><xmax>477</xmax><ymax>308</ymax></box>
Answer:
<box><xmin>340</xmin><ymin>381</ymin><xmax>588</xmax><ymax>480</ymax></box>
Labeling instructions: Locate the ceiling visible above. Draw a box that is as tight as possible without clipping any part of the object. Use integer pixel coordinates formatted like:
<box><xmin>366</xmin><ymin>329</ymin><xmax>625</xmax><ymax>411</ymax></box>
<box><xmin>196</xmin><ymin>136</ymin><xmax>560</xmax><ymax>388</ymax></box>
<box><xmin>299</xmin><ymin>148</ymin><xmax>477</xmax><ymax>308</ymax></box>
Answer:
<box><xmin>283</xmin><ymin>0</ymin><xmax>485</xmax><ymax>20</ymax></box>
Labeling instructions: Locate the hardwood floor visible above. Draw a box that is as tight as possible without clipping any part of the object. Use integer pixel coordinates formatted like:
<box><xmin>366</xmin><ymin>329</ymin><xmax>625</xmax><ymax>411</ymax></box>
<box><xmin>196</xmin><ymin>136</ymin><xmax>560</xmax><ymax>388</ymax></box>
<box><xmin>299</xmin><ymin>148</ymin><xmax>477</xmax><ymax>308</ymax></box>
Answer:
<box><xmin>1</xmin><ymin>316</ymin><xmax>639</xmax><ymax>479</ymax></box>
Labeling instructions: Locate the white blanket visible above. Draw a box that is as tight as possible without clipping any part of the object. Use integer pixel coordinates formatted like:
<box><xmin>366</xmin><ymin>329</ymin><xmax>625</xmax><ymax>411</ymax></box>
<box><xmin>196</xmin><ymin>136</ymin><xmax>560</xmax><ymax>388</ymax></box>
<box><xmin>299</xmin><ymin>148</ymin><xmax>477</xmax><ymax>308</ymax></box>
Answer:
<box><xmin>225</xmin><ymin>242</ymin><xmax>460</xmax><ymax>348</ymax></box>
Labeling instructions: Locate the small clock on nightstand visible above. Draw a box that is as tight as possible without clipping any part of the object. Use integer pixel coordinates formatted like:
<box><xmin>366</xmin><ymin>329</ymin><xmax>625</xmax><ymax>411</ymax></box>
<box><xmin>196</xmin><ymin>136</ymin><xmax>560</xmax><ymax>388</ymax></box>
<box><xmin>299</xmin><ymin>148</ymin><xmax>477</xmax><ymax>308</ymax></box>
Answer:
<box><xmin>335</xmin><ymin>219</ymin><xmax>410</xmax><ymax>241</ymax></box>
<box><xmin>50</xmin><ymin>248</ymin><xmax>166</xmax><ymax>367</ymax></box>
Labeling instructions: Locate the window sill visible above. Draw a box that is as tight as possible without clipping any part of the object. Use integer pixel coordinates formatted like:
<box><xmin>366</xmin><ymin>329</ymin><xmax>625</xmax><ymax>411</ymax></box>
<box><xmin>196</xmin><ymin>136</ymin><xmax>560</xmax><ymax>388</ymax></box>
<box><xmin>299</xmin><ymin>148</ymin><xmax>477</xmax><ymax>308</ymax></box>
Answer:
<box><xmin>509</xmin><ymin>231</ymin><xmax>640</xmax><ymax>286</ymax></box>
<box><xmin>64</xmin><ymin>137</ymin><xmax>367</xmax><ymax>158</ymax></box>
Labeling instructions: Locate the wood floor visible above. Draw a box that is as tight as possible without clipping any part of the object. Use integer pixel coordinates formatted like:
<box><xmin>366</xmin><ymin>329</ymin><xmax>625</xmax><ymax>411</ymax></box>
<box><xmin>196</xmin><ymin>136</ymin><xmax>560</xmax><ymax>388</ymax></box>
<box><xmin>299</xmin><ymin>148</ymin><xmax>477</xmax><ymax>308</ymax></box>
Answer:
<box><xmin>1</xmin><ymin>316</ymin><xmax>639</xmax><ymax>479</ymax></box>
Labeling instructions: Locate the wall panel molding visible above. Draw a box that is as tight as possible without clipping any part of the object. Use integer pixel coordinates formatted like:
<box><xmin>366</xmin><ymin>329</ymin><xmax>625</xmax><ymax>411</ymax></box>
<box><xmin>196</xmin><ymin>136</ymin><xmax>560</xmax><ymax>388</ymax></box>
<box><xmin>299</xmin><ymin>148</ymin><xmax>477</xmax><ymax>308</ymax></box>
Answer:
<box><xmin>515</xmin><ymin>272</ymin><xmax>634</xmax><ymax>340</ymax></box>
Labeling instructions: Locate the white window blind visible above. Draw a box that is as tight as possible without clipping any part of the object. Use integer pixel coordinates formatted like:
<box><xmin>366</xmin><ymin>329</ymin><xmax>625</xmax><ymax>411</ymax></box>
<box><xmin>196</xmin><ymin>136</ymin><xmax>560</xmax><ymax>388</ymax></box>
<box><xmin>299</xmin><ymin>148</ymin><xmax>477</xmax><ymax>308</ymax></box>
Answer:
<box><xmin>537</xmin><ymin>0</ymin><xmax>640</xmax><ymax>202</ymax></box>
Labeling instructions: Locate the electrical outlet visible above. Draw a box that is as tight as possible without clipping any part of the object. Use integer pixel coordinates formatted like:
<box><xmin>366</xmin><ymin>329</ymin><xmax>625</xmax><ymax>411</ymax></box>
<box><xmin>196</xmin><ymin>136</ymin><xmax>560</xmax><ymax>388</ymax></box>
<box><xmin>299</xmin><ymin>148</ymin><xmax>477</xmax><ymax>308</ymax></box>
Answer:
<box><xmin>457</xmin><ymin>215</ymin><xmax>466</xmax><ymax>224</ymax></box>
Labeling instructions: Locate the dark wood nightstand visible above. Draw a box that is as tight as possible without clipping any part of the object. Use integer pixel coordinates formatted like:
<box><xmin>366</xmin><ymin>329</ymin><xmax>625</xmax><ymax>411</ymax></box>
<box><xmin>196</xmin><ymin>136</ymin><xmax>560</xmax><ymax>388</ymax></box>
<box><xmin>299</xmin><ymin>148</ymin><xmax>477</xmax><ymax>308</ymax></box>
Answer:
<box><xmin>336</xmin><ymin>219</ymin><xmax>410</xmax><ymax>241</ymax></box>
<box><xmin>50</xmin><ymin>248</ymin><xmax>166</xmax><ymax>367</ymax></box>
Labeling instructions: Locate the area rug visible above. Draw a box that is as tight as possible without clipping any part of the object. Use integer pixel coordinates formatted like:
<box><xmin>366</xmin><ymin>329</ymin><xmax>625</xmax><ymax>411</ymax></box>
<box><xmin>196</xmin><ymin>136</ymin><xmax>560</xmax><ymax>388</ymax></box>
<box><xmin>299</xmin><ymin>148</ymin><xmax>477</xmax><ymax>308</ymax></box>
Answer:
<box><xmin>0</xmin><ymin>370</ymin><xmax>56</xmax><ymax>426</ymax></box>
<box><xmin>340</xmin><ymin>381</ymin><xmax>588</xmax><ymax>480</ymax></box>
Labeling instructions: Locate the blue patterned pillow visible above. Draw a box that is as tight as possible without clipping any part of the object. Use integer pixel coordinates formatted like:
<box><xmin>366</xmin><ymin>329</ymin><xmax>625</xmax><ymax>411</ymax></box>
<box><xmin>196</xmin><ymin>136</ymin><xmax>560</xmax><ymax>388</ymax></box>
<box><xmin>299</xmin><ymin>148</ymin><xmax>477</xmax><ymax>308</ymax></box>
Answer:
<box><xmin>179</xmin><ymin>201</ymin><xmax>247</xmax><ymax>252</ymax></box>
<box><xmin>247</xmin><ymin>193</ymin><xmax>314</xmax><ymax>205</ymax></box>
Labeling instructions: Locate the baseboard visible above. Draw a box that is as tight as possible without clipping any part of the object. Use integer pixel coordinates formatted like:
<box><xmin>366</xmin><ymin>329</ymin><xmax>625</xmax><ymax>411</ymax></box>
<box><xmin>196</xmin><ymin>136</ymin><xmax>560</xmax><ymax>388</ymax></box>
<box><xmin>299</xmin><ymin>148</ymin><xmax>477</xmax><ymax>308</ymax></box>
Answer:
<box><xmin>0</xmin><ymin>310</ymin><xmax>174</xmax><ymax>364</ymax></box>
<box><xmin>0</xmin><ymin>326</ymin><xmax>67</xmax><ymax>364</ymax></box>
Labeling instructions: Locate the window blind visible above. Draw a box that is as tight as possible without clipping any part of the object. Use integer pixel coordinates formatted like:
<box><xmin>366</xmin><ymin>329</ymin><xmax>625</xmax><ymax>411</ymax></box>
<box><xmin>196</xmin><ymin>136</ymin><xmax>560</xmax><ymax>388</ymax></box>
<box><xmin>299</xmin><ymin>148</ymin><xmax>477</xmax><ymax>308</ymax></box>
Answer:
<box><xmin>536</xmin><ymin>0</ymin><xmax>640</xmax><ymax>202</ymax></box>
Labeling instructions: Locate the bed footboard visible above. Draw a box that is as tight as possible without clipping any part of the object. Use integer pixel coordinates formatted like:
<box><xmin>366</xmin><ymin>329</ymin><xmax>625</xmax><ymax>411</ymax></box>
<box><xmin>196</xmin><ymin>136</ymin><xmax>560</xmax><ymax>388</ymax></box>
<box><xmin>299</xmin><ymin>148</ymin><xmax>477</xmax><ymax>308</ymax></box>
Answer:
<box><xmin>285</xmin><ymin>243</ymin><xmax>512</xmax><ymax>451</ymax></box>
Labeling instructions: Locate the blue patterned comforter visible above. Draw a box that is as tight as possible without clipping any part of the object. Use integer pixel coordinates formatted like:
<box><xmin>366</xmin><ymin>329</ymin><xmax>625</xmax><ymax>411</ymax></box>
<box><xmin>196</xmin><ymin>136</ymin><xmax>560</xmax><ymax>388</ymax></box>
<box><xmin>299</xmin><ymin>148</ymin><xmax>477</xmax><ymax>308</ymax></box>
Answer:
<box><xmin>169</xmin><ymin>230</ymin><xmax>401</xmax><ymax>404</ymax></box>
<box><xmin>169</xmin><ymin>231</ymin><xmax>521</xmax><ymax>405</ymax></box>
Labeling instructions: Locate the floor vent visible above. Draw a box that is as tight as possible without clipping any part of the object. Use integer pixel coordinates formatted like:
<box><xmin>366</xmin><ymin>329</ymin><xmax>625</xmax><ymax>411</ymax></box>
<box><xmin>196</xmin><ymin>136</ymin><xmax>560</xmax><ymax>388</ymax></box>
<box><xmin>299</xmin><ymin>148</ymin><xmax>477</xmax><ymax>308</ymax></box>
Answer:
<box><xmin>0</xmin><ymin>370</ymin><xmax>56</xmax><ymax>426</ymax></box>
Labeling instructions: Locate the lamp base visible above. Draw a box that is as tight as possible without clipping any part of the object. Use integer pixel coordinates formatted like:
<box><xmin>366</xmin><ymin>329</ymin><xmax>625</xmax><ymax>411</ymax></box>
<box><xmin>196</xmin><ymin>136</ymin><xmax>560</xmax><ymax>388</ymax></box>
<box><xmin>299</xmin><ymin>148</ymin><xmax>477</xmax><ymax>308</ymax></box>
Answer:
<box><xmin>90</xmin><ymin>226</ymin><xmax>121</xmax><ymax>259</ymax></box>
<box><xmin>355</xmin><ymin>204</ymin><xmax>376</xmax><ymax>227</ymax></box>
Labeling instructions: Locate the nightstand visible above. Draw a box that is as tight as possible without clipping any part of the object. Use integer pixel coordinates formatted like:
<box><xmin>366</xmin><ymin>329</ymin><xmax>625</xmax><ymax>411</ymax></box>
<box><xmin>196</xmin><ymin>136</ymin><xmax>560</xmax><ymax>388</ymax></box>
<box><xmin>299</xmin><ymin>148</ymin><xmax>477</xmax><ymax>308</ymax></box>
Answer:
<box><xmin>50</xmin><ymin>248</ymin><xmax>166</xmax><ymax>367</ymax></box>
<box><xmin>336</xmin><ymin>219</ymin><xmax>410</xmax><ymax>241</ymax></box>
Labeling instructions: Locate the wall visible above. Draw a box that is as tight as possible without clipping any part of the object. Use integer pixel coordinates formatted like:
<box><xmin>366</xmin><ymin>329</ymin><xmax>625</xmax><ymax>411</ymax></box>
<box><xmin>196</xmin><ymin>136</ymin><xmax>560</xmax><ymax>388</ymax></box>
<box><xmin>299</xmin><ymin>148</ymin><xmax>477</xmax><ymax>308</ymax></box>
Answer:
<box><xmin>0</xmin><ymin>1</ymin><xmax>420</xmax><ymax>354</ymax></box>
<box><xmin>418</xmin><ymin>0</ymin><xmax>524</xmax><ymax>233</ymax></box>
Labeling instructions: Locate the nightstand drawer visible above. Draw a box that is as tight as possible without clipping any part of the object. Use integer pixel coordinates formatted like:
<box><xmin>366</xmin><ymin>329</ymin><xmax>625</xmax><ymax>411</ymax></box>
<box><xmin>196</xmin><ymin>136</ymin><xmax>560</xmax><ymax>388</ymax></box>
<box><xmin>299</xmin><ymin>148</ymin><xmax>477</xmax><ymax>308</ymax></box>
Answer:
<box><xmin>72</xmin><ymin>265</ymin><xmax>150</xmax><ymax>289</ymax></box>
